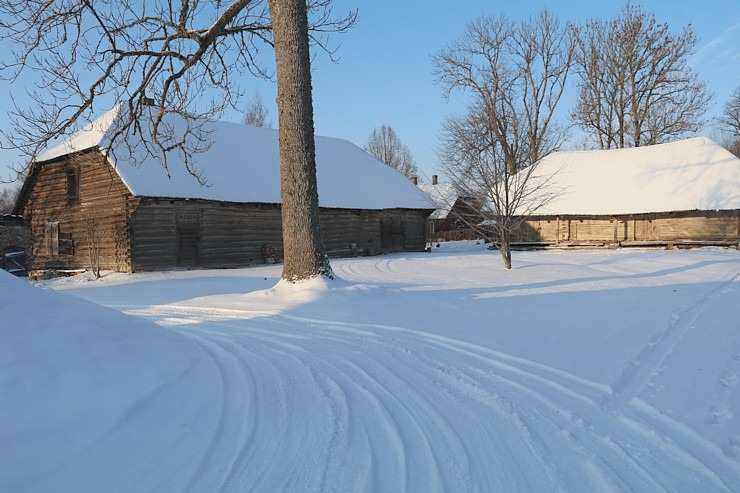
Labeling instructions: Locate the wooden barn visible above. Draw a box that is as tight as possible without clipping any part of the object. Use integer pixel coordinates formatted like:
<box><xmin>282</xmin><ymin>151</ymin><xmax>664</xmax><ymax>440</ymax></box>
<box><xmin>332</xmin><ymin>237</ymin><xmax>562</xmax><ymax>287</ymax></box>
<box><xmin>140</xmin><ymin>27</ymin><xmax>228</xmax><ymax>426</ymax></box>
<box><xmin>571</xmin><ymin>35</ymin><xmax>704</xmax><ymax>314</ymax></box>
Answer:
<box><xmin>14</xmin><ymin>107</ymin><xmax>435</xmax><ymax>275</ymax></box>
<box><xmin>418</xmin><ymin>176</ymin><xmax>484</xmax><ymax>242</ymax></box>
<box><xmin>512</xmin><ymin>137</ymin><xmax>740</xmax><ymax>248</ymax></box>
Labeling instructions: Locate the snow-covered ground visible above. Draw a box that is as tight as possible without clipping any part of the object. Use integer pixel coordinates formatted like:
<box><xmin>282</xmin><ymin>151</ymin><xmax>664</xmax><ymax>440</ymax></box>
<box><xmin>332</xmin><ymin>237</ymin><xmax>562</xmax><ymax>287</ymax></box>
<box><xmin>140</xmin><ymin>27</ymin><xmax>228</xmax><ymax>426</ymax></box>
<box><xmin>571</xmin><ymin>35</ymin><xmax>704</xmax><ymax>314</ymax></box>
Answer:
<box><xmin>3</xmin><ymin>242</ymin><xmax>739</xmax><ymax>492</ymax></box>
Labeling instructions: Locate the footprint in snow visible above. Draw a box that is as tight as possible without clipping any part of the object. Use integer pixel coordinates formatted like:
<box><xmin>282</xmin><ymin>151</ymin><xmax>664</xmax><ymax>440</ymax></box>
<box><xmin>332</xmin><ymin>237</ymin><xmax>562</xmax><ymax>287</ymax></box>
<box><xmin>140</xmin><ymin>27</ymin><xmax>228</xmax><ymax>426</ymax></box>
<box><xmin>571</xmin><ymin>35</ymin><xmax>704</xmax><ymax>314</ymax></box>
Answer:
<box><xmin>722</xmin><ymin>435</ymin><xmax>740</xmax><ymax>458</ymax></box>
<box><xmin>719</xmin><ymin>371</ymin><xmax>738</xmax><ymax>388</ymax></box>
<box><xmin>706</xmin><ymin>404</ymin><xmax>734</xmax><ymax>426</ymax></box>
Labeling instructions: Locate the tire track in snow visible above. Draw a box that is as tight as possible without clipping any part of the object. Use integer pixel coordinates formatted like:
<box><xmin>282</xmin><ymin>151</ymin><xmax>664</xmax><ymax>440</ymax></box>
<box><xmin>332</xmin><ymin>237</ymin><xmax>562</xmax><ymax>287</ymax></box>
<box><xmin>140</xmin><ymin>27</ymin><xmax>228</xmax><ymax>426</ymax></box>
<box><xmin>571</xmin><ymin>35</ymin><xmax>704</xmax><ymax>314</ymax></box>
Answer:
<box><xmin>203</xmin><ymin>336</ymin><xmax>339</xmax><ymax>493</ymax></box>
<box><xmin>180</xmin><ymin>332</ymin><xmax>259</xmax><ymax>493</ymax></box>
<box><xmin>332</xmin><ymin>256</ymin><xmax>492</xmax><ymax>289</ymax></box>
<box><xmin>277</xmin><ymin>314</ymin><xmax>739</xmax><ymax>492</ymax></box>
<box><xmin>120</xmin><ymin>302</ymin><xmax>739</xmax><ymax>492</ymax></box>
<box><xmin>372</xmin><ymin>325</ymin><xmax>736</xmax><ymax>490</ymax></box>
<box><xmin>134</xmin><ymin>308</ymin><xmax>565</xmax><ymax>490</ymax></box>
<box><xmin>199</xmin><ymin>326</ymin><xmax>461</xmax><ymax>491</ymax></box>
<box><xmin>372</xmin><ymin>328</ymin><xmax>677</xmax><ymax>492</ymax></box>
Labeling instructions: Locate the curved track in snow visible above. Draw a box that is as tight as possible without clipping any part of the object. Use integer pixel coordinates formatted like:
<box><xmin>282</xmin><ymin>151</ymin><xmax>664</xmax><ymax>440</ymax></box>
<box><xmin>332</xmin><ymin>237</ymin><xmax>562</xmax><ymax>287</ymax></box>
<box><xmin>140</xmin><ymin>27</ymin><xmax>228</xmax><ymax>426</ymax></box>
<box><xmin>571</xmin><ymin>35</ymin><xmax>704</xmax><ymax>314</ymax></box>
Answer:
<box><xmin>124</xmin><ymin>273</ymin><xmax>740</xmax><ymax>492</ymax></box>
<box><xmin>44</xmin><ymin>247</ymin><xmax>738</xmax><ymax>492</ymax></box>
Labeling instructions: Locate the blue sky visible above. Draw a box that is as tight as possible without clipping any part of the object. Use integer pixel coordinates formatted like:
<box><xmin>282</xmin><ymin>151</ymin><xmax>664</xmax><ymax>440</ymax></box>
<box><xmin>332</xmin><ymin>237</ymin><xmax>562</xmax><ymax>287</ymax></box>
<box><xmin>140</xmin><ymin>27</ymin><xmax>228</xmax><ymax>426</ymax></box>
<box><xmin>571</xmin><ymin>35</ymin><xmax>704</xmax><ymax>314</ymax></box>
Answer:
<box><xmin>1</xmin><ymin>0</ymin><xmax>739</xmax><ymax>187</ymax></box>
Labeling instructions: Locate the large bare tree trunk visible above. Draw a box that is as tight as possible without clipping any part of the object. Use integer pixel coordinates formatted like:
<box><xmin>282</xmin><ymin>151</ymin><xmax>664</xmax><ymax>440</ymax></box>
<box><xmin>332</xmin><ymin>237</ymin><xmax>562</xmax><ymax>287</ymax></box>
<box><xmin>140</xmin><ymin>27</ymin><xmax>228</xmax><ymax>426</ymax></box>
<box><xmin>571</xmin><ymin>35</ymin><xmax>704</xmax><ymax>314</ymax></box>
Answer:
<box><xmin>268</xmin><ymin>0</ymin><xmax>332</xmax><ymax>282</ymax></box>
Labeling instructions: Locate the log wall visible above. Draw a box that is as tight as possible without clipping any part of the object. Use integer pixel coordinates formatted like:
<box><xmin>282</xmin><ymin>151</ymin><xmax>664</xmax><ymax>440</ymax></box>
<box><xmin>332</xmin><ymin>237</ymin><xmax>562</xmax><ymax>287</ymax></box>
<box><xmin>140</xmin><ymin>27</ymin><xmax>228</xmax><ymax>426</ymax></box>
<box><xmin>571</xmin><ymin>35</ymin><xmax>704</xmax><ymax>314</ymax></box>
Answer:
<box><xmin>517</xmin><ymin>210</ymin><xmax>739</xmax><ymax>246</ymax></box>
<box><xmin>130</xmin><ymin>200</ymin><xmax>431</xmax><ymax>272</ymax></box>
<box><xmin>22</xmin><ymin>150</ymin><xmax>132</xmax><ymax>274</ymax></box>
<box><xmin>399</xmin><ymin>209</ymin><xmax>428</xmax><ymax>251</ymax></box>
<box><xmin>130</xmin><ymin>200</ymin><xmax>286</xmax><ymax>271</ymax></box>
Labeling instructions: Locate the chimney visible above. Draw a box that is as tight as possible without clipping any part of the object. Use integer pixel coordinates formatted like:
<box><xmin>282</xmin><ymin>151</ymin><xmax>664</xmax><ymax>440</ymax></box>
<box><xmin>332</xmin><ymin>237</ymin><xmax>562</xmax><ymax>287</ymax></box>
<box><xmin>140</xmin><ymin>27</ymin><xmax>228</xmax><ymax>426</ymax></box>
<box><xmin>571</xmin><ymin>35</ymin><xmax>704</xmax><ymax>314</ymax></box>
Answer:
<box><xmin>432</xmin><ymin>175</ymin><xmax>438</xmax><ymax>185</ymax></box>
<box><xmin>410</xmin><ymin>176</ymin><xmax>418</xmax><ymax>185</ymax></box>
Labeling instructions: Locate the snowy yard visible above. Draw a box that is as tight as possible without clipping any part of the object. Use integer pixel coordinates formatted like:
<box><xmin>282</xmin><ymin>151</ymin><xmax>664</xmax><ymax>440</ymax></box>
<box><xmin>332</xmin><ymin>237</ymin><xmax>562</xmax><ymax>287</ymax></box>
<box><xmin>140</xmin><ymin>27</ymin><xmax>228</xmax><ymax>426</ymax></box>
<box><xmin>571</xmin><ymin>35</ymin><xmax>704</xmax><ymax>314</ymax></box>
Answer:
<box><xmin>2</xmin><ymin>242</ymin><xmax>740</xmax><ymax>492</ymax></box>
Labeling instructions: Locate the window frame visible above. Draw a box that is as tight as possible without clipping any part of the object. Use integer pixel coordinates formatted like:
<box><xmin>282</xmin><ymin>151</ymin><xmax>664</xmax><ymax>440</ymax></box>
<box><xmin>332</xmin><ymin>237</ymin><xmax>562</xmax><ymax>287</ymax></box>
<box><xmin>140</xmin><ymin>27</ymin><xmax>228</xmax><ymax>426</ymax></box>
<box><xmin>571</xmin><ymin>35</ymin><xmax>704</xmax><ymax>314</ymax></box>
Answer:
<box><xmin>66</xmin><ymin>167</ymin><xmax>80</xmax><ymax>205</ymax></box>
<box><xmin>45</xmin><ymin>221</ymin><xmax>60</xmax><ymax>256</ymax></box>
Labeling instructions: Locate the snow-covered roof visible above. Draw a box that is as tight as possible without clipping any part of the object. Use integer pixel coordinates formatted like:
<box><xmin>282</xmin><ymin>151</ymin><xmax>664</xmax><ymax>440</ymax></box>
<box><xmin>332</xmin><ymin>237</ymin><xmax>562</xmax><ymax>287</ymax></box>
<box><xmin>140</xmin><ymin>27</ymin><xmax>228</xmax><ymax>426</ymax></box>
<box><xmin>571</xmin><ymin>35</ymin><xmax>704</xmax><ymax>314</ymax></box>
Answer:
<box><xmin>37</xmin><ymin>107</ymin><xmax>435</xmax><ymax>211</ymax></box>
<box><xmin>533</xmin><ymin>137</ymin><xmax>740</xmax><ymax>215</ymax></box>
<box><xmin>417</xmin><ymin>182</ymin><xmax>465</xmax><ymax>220</ymax></box>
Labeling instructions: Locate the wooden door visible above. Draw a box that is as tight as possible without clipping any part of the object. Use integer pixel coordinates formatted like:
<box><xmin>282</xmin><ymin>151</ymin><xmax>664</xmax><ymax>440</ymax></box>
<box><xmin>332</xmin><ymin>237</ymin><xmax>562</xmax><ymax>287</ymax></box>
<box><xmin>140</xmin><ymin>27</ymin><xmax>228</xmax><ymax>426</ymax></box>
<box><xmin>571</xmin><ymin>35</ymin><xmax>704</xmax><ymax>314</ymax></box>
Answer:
<box><xmin>176</xmin><ymin>210</ymin><xmax>200</xmax><ymax>267</ymax></box>
<box><xmin>635</xmin><ymin>218</ymin><xmax>654</xmax><ymax>241</ymax></box>
<box><xmin>381</xmin><ymin>217</ymin><xmax>406</xmax><ymax>253</ymax></box>
<box><xmin>558</xmin><ymin>219</ymin><xmax>570</xmax><ymax>242</ymax></box>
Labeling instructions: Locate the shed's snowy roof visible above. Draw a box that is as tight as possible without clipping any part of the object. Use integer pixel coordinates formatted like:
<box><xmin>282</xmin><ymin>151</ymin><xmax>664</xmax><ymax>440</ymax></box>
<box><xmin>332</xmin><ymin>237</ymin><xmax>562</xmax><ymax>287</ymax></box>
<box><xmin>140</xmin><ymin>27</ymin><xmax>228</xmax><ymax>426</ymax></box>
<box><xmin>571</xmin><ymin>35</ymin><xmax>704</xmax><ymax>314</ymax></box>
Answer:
<box><xmin>533</xmin><ymin>137</ymin><xmax>740</xmax><ymax>215</ymax></box>
<box><xmin>417</xmin><ymin>182</ymin><xmax>464</xmax><ymax>220</ymax></box>
<box><xmin>38</xmin><ymin>107</ymin><xmax>435</xmax><ymax>211</ymax></box>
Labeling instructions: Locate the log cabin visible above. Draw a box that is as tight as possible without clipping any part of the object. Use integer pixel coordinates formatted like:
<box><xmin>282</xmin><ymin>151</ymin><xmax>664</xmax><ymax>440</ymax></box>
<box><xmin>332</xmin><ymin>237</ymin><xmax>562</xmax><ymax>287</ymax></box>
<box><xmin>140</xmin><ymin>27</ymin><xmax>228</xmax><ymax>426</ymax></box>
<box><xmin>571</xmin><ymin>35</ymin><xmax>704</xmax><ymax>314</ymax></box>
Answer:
<box><xmin>513</xmin><ymin>137</ymin><xmax>740</xmax><ymax>248</ymax></box>
<box><xmin>14</xmin><ymin>107</ymin><xmax>435</xmax><ymax>276</ymax></box>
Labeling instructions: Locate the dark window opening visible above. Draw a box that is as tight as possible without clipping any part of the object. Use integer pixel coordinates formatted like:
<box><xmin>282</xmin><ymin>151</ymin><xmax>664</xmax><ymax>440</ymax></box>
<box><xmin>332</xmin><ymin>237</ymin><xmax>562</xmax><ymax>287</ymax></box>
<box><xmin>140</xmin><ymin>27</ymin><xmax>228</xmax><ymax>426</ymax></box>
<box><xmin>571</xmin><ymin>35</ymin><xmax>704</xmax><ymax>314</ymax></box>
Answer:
<box><xmin>67</xmin><ymin>168</ymin><xmax>80</xmax><ymax>205</ymax></box>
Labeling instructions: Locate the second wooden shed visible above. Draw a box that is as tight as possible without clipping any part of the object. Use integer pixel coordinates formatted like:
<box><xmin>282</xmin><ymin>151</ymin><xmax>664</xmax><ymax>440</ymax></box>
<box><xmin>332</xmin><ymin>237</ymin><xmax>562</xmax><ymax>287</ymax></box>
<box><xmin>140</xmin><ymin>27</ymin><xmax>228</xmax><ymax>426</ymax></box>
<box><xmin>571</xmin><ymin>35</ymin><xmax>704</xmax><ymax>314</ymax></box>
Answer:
<box><xmin>513</xmin><ymin>137</ymin><xmax>740</xmax><ymax>247</ymax></box>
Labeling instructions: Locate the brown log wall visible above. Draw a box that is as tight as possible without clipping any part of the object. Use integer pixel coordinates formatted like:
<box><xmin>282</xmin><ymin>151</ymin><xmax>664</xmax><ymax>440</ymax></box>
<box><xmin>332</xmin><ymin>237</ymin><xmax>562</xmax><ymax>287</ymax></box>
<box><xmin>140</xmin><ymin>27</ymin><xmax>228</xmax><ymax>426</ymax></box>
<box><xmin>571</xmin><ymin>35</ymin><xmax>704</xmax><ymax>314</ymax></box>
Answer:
<box><xmin>130</xmin><ymin>200</ymin><xmax>430</xmax><ymax>272</ymax></box>
<box><xmin>22</xmin><ymin>150</ymin><xmax>132</xmax><ymax>274</ymax></box>
<box><xmin>400</xmin><ymin>209</ymin><xmax>428</xmax><ymax>251</ymax></box>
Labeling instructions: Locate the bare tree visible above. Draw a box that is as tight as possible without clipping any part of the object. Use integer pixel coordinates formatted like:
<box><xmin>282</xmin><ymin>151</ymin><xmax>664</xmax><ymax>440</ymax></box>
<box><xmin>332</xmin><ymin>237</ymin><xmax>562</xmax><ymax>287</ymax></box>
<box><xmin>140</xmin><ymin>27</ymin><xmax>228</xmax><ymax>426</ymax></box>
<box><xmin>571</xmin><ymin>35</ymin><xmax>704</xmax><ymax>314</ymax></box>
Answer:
<box><xmin>82</xmin><ymin>208</ymin><xmax>102</xmax><ymax>279</ymax></box>
<box><xmin>0</xmin><ymin>0</ymin><xmax>356</xmax><ymax>281</ymax></box>
<box><xmin>0</xmin><ymin>185</ymin><xmax>19</xmax><ymax>214</ymax></box>
<box><xmin>572</xmin><ymin>3</ymin><xmax>710</xmax><ymax>149</ymax></box>
<box><xmin>243</xmin><ymin>89</ymin><xmax>272</xmax><ymax>127</ymax></box>
<box><xmin>364</xmin><ymin>125</ymin><xmax>418</xmax><ymax>178</ymax></box>
<box><xmin>433</xmin><ymin>11</ymin><xmax>574</xmax><ymax>269</ymax></box>
<box><xmin>719</xmin><ymin>85</ymin><xmax>740</xmax><ymax>157</ymax></box>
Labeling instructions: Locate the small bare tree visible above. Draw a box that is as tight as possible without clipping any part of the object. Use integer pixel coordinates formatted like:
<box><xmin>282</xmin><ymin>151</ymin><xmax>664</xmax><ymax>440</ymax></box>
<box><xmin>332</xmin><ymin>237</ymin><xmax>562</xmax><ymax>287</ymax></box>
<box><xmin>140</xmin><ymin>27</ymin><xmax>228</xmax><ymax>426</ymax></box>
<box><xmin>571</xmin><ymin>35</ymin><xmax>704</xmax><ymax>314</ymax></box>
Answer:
<box><xmin>82</xmin><ymin>208</ymin><xmax>101</xmax><ymax>279</ymax></box>
<box><xmin>434</xmin><ymin>10</ymin><xmax>574</xmax><ymax>268</ymax></box>
<box><xmin>439</xmin><ymin>105</ymin><xmax>559</xmax><ymax>269</ymax></box>
<box><xmin>0</xmin><ymin>185</ymin><xmax>20</xmax><ymax>214</ymax></box>
<box><xmin>243</xmin><ymin>89</ymin><xmax>272</xmax><ymax>128</ymax></box>
<box><xmin>572</xmin><ymin>3</ymin><xmax>710</xmax><ymax>148</ymax></box>
<box><xmin>719</xmin><ymin>85</ymin><xmax>740</xmax><ymax>157</ymax></box>
<box><xmin>364</xmin><ymin>124</ymin><xmax>418</xmax><ymax>178</ymax></box>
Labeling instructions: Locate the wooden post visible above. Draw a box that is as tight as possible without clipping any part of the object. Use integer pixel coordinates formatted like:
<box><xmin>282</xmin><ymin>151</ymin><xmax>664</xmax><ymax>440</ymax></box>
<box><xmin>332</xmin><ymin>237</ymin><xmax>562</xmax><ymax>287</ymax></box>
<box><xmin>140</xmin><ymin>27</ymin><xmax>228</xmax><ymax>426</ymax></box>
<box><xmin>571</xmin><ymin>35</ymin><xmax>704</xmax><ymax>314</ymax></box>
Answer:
<box><xmin>633</xmin><ymin>218</ymin><xmax>636</xmax><ymax>241</ymax></box>
<box><xmin>613</xmin><ymin>217</ymin><xmax>618</xmax><ymax>244</ymax></box>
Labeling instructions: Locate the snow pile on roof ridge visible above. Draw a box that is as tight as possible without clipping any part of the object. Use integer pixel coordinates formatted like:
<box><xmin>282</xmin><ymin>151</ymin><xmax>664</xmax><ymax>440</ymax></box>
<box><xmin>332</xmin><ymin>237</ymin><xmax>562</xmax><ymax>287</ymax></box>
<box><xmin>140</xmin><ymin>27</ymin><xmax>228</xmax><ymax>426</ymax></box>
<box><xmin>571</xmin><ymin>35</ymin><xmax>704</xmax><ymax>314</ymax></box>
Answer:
<box><xmin>37</xmin><ymin>107</ymin><xmax>435</xmax><ymax>211</ymax></box>
<box><xmin>533</xmin><ymin>137</ymin><xmax>740</xmax><ymax>215</ymax></box>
